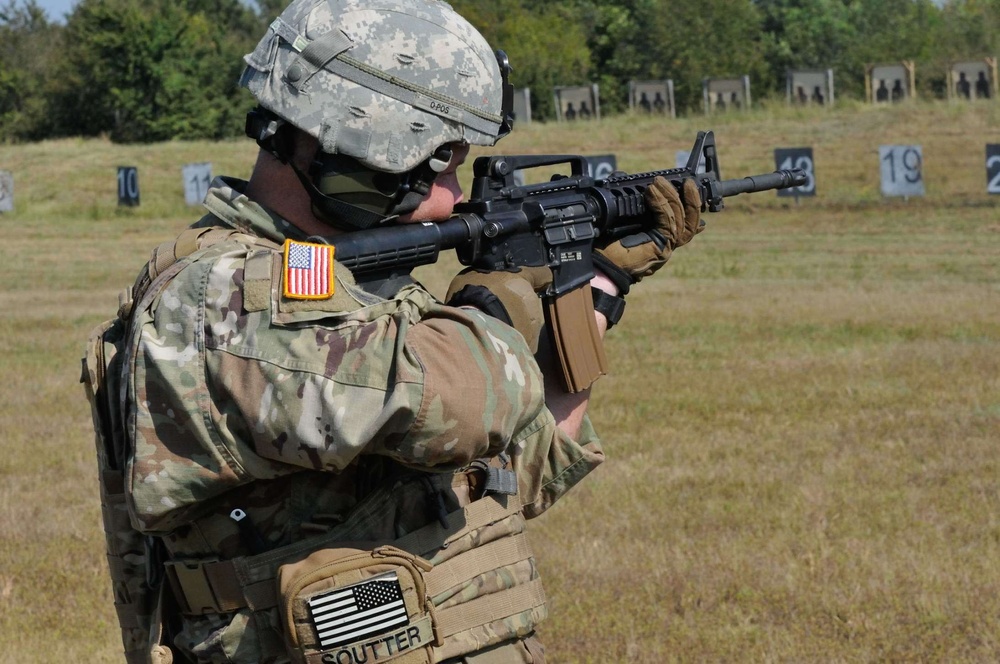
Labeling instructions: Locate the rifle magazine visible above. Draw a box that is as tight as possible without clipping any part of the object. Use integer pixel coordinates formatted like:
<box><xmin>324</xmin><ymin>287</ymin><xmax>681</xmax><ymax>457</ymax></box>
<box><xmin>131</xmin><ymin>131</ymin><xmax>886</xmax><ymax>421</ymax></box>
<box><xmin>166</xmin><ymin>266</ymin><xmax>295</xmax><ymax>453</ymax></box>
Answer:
<box><xmin>545</xmin><ymin>285</ymin><xmax>608</xmax><ymax>393</ymax></box>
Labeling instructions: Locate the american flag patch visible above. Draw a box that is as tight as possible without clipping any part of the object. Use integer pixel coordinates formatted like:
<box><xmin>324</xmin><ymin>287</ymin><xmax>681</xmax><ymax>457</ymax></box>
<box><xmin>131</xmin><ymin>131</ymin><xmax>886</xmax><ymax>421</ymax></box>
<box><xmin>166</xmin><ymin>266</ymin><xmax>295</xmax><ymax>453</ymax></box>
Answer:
<box><xmin>308</xmin><ymin>573</ymin><xmax>409</xmax><ymax>650</ymax></box>
<box><xmin>283</xmin><ymin>239</ymin><xmax>334</xmax><ymax>300</ymax></box>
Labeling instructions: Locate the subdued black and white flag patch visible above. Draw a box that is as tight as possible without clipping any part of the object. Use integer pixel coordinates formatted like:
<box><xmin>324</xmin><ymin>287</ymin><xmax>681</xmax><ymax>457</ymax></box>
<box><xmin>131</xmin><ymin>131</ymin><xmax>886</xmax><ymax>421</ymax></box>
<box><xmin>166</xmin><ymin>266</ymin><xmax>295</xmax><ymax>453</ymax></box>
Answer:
<box><xmin>308</xmin><ymin>572</ymin><xmax>409</xmax><ymax>650</ymax></box>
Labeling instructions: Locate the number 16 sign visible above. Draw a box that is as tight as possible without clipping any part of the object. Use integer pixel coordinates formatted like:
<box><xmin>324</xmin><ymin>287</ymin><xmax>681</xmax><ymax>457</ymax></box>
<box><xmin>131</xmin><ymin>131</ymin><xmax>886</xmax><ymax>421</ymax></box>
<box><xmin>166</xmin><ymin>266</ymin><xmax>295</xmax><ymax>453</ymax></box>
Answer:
<box><xmin>880</xmin><ymin>145</ymin><xmax>924</xmax><ymax>198</ymax></box>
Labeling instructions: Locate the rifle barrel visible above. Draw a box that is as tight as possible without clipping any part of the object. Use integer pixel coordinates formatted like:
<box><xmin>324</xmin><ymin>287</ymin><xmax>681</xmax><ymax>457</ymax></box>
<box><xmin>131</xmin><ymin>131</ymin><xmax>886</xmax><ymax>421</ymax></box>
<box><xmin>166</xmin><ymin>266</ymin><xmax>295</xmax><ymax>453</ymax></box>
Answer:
<box><xmin>716</xmin><ymin>168</ymin><xmax>808</xmax><ymax>197</ymax></box>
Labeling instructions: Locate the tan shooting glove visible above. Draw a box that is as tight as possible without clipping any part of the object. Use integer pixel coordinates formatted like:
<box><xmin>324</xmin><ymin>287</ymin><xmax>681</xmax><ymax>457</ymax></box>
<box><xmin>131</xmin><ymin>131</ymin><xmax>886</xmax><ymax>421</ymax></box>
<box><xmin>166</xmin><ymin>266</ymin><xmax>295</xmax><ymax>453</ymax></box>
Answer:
<box><xmin>594</xmin><ymin>176</ymin><xmax>704</xmax><ymax>293</ymax></box>
<box><xmin>446</xmin><ymin>266</ymin><xmax>553</xmax><ymax>353</ymax></box>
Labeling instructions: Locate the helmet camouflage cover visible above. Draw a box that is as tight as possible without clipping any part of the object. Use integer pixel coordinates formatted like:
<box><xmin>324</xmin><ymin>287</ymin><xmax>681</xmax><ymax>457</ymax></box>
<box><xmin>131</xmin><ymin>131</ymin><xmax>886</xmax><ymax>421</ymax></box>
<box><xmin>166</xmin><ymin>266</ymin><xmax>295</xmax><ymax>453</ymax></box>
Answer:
<box><xmin>241</xmin><ymin>0</ymin><xmax>510</xmax><ymax>174</ymax></box>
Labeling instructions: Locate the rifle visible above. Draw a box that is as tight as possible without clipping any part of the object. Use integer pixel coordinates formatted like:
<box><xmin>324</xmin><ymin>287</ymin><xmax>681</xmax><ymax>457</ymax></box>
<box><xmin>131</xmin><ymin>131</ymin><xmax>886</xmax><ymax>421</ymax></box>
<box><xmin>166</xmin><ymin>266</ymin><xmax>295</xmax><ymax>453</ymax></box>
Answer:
<box><xmin>326</xmin><ymin>130</ymin><xmax>807</xmax><ymax>391</ymax></box>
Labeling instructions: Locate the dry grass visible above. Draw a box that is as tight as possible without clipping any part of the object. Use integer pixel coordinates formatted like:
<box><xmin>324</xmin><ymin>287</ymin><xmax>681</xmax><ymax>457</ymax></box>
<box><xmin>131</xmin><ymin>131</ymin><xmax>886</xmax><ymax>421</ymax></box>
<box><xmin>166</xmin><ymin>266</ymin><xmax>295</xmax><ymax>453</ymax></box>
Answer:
<box><xmin>1</xmin><ymin>101</ymin><xmax>998</xmax><ymax>662</ymax></box>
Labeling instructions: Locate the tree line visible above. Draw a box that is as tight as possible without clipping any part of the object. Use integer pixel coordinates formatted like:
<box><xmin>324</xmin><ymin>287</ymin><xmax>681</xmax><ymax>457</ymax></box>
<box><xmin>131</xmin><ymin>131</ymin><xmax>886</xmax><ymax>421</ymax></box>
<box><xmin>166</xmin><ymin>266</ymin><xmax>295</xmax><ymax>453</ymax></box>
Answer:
<box><xmin>2</xmin><ymin>0</ymin><xmax>999</xmax><ymax>143</ymax></box>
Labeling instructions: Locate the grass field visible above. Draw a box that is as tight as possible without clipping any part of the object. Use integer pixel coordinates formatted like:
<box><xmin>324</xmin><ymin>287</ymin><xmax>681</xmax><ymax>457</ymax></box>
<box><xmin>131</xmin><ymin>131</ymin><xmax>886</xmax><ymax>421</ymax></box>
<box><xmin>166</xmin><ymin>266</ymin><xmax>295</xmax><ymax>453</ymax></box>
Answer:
<box><xmin>1</xmin><ymin>100</ymin><xmax>998</xmax><ymax>662</ymax></box>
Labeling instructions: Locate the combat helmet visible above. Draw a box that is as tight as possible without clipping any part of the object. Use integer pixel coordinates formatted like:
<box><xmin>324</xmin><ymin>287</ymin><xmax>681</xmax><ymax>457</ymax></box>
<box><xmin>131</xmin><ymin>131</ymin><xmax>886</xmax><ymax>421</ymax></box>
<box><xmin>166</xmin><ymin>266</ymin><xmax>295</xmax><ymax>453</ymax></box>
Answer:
<box><xmin>241</xmin><ymin>0</ymin><xmax>514</xmax><ymax>229</ymax></box>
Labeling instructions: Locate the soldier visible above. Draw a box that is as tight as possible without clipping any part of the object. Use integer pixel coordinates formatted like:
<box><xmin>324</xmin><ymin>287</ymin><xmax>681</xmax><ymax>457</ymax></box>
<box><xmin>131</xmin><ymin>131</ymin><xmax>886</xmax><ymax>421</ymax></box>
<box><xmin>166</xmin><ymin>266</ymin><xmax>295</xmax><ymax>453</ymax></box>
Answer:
<box><xmin>84</xmin><ymin>0</ymin><xmax>703</xmax><ymax>662</ymax></box>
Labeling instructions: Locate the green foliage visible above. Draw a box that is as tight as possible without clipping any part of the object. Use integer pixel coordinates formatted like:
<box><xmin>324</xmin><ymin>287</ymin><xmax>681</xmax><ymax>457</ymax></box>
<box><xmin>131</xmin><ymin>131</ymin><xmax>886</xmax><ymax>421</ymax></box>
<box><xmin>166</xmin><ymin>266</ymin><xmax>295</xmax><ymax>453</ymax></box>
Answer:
<box><xmin>569</xmin><ymin>0</ymin><xmax>771</xmax><ymax>112</ymax></box>
<box><xmin>758</xmin><ymin>0</ymin><xmax>856</xmax><ymax>88</ymax></box>
<box><xmin>0</xmin><ymin>0</ymin><xmax>59</xmax><ymax>140</ymax></box>
<box><xmin>3</xmin><ymin>0</ymin><xmax>1000</xmax><ymax>141</ymax></box>
<box><xmin>938</xmin><ymin>0</ymin><xmax>1000</xmax><ymax>58</ymax></box>
<box><xmin>658</xmin><ymin>0</ymin><xmax>771</xmax><ymax>110</ymax></box>
<box><xmin>45</xmin><ymin>0</ymin><xmax>259</xmax><ymax>142</ymax></box>
<box><xmin>450</xmin><ymin>0</ymin><xmax>591</xmax><ymax>120</ymax></box>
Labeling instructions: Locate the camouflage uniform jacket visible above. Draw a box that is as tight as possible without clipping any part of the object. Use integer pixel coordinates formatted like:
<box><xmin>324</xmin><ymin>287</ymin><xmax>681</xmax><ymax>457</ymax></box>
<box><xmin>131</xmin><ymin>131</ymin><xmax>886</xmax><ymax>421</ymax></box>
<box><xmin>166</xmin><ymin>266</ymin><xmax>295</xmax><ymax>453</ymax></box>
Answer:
<box><xmin>122</xmin><ymin>176</ymin><xmax>605</xmax><ymax>662</ymax></box>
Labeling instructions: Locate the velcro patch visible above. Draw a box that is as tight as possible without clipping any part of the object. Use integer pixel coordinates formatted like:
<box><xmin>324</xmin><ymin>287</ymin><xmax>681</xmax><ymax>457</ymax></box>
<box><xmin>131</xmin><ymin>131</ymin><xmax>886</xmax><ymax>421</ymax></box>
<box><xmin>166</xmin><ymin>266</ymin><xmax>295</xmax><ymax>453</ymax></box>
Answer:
<box><xmin>283</xmin><ymin>239</ymin><xmax>335</xmax><ymax>300</ymax></box>
<box><xmin>308</xmin><ymin>573</ymin><xmax>409</xmax><ymax>650</ymax></box>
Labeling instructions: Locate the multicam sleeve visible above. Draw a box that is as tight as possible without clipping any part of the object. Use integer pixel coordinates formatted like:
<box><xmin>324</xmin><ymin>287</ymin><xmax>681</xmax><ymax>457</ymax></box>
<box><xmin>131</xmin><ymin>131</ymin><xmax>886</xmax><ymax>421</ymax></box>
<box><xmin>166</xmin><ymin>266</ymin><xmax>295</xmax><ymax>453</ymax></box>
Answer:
<box><xmin>361</xmin><ymin>303</ymin><xmax>554</xmax><ymax>468</ymax></box>
<box><xmin>507</xmin><ymin>409</ymin><xmax>605</xmax><ymax>519</ymax></box>
<box><xmin>201</xmin><ymin>253</ymin><xmax>554</xmax><ymax>474</ymax></box>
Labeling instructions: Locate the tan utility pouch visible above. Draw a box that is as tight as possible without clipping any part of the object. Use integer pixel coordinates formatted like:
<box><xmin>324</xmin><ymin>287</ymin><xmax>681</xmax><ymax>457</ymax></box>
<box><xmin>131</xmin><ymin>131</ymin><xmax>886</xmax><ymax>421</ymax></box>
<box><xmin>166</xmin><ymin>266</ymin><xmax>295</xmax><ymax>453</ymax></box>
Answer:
<box><xmin>278</xmin><ymin>545</ymin><xmax>437</xmax><ymax>664</ymax></box>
